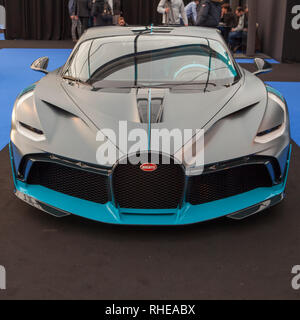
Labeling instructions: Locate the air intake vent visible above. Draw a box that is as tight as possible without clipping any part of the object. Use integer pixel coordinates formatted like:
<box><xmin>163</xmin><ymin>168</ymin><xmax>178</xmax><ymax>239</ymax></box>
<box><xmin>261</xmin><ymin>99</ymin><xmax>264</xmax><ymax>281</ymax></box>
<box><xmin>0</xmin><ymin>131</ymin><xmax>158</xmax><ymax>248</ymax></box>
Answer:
<box><xmin>187</xmin><ymin>164</ymin><xmax>273</xmax><ymax>205</ymax></box>
<box><xmin>27</xmin><ymin>162</ymin><xmax>109</xmax><ymax>204</ymax></box>
<box><xmin>137</xmin><ymin>98</ymin><xmax>164</xmax><ymax>123</ymax></box>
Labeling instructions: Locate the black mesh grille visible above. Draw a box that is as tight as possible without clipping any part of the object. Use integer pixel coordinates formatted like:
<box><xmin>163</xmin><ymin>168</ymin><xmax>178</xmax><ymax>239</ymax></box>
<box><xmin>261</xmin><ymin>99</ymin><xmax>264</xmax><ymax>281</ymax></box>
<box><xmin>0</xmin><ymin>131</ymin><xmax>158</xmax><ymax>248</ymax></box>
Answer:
<box><xmin>187</xmin><ymin>164</ymin><xmax>273</xmax><ymax>205</ymax></box>
<box><xmin>25</xmin><ymin>159</ymin><xmax>273</xmax><ymax>209</ymax></box>
<box><xmin>27</xmin><ymin>162</ymin><xmax>109</xmax><ymax>204</ymax></box>
<box><xmin>113</xmin><ymin>157</ymin><xmax>185</xmax><ymax>209</ymax></box>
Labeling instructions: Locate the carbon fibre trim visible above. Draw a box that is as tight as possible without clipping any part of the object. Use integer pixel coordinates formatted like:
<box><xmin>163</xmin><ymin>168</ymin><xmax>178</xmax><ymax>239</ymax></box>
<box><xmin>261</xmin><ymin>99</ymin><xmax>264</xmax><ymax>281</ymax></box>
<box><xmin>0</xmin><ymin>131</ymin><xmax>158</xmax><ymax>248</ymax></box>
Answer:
<box><xmin>227</xmin><ymin>193</ymin><xmax>284</xmax><ymax>220</ymax></box>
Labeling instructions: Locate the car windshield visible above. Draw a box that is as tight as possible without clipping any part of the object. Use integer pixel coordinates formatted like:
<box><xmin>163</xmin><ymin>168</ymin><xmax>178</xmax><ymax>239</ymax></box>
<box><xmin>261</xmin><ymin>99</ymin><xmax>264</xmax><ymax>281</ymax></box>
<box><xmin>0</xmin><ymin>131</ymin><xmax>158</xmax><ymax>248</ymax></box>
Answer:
<box><xmin>64</xmin><ymin>35</ymin><xmax>239</xmax><ymax>89</ymax></box>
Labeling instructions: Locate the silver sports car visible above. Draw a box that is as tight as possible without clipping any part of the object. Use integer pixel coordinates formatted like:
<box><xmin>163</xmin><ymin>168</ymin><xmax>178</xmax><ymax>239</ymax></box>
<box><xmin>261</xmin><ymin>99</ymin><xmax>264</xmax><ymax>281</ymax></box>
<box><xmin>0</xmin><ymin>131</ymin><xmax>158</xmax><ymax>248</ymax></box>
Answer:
<box><xmin>10</xmin><ymin>26</ymin><xmax>291</xmax><ymax>225</ymax></box>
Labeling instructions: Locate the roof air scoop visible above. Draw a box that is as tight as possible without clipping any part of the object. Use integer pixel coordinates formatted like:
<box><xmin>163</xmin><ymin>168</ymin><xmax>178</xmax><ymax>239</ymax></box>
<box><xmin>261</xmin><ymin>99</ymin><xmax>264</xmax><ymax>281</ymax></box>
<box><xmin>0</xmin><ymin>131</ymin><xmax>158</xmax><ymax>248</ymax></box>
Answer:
<box><xmin>136</xmin><ymin>88</ymin><xmax>165</xmax><ymax>123</ymax></box>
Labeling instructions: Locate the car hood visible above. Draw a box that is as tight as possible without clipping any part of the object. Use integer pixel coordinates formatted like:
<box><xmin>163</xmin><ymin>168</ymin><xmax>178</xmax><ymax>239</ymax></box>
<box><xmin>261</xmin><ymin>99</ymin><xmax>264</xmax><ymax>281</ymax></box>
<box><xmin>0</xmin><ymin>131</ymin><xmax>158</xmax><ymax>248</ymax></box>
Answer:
<box><xmin>37</xmin><ymin>74</ymin><xmax>241</xmax><ymax>125</ymax></box>
<box><xmin>32</xmin><ymin>70</ymin><xmax>268</xmax><ymax>162</ymax></box>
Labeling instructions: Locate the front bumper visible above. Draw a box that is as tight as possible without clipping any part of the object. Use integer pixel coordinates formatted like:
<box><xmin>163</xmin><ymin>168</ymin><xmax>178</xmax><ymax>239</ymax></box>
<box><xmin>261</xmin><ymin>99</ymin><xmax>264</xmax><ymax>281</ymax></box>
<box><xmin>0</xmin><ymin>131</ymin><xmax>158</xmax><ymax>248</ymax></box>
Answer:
<box><xmin>10</xmin><ymin>145</ymin><xmax>291</xmax><ymax>226</ymax></box>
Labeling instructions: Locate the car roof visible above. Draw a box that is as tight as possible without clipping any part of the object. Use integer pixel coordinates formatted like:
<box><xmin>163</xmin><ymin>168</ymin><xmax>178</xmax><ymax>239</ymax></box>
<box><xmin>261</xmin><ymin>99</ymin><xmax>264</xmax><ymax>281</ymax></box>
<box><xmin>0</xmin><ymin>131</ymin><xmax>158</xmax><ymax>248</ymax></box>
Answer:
<box><xmin>80</xmin><ymin>26</ymin><xmax>222</xmax><ymax>42</ymax></box>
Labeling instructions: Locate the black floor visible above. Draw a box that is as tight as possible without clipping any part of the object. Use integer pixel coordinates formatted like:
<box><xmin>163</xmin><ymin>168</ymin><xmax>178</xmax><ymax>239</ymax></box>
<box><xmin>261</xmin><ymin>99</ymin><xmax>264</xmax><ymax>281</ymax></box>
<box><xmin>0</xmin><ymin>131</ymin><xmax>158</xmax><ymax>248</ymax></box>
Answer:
<box><xmin>0</xmin><ymin>142</ymin><xmax>299</xmax><ymax>300</ymax></box>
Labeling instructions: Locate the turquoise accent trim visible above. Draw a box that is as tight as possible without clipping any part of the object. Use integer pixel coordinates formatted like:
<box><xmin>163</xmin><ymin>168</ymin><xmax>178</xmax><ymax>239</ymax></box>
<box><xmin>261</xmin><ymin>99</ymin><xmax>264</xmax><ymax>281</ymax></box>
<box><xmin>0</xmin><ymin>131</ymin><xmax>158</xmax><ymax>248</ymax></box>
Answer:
<box><xmin>174</xmin><ymin>63</ymin><xmax>209</xmax><ymax>79</ymax></box>
<box><xmin>11</xmin><ymin>145</ymin><xmax>291</xmax><ymax>226</ymax></box>
<box><xmin>119</xmin><ymin>208</ymin><xmax>177</xmax><ymax>215</ymax></box>
<box><xmin>13</xmin><ymin>174</ymin><xmax>288</xmax><ymax>225</ymax></box>
<box><xmin>173</xmin><ymin>53</ymin><xmax>237</xmax><ymax>80</ymax></box>
<box><xmin>10</xmin><ymin>136</ymin><xmax>291</xmax><ymax>226</ymax></box>
<box><xmin>17</xmin><ymin>84</ymin><xmax>36</xmax><ymax>99</ymax></box>
<box><xmin>215</xmin><ymin>50</ymin><xmax>237</xmax><ymax>76</ymax></box>
<box><xmin>9</xmin><ymin>142</ymin><xmax>17</xmax><ymax>187</ymax></box>
<box><xmin>148</xmin><ymin>88</ymin><xmax>152</xmax><ymax>150</ymax></box>
<box><xmin>266</xmin><ymin>85</ymin><xmax>285</xmax><ymax>102</ymax></box>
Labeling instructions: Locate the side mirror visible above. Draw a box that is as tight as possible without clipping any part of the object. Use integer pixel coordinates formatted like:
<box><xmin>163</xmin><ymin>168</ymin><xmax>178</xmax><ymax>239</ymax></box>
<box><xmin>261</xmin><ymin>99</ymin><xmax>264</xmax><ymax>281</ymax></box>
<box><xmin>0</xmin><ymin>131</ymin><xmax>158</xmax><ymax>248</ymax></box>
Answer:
<box><xmin>253</xmin><ymin>58</ymin><xmax>272</xmax><ymax>76</ymax></box>
<box><xmin>31</xmin><ymin>57</ymin><xmax>49</xmax><ymax>74</ymax></box>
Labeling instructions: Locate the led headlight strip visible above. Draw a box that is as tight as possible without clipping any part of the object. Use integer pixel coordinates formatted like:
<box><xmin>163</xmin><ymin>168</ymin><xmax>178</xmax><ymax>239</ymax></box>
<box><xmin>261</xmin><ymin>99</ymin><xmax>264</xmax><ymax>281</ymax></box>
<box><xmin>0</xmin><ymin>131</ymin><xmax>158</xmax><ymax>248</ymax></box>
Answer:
<box><xmin>15</xmin><ymin>91</ymin><xmax>46</xmax><ymax>142</ymax></box>
<box><xmin>254</xmin><ymin>92</ymin><xmax>287</xmax><ymax>144</ymax></box>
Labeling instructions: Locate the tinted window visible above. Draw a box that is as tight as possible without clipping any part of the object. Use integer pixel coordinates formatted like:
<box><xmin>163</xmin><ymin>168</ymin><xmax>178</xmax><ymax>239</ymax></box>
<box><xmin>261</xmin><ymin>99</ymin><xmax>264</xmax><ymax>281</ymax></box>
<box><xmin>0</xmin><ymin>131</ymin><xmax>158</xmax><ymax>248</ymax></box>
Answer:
<box><xmin>64</xmin><ymin>35</ymin><xmax>239</xmax><ymax>88</ymax></box>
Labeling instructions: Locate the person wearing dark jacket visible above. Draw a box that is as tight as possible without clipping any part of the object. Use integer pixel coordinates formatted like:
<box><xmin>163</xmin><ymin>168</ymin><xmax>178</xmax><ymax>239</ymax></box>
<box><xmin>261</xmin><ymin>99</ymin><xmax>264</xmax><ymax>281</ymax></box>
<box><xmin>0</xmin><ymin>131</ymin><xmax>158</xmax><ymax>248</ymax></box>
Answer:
<box><xmin>112</xmin><ymin>0</ymin><xmax>122</xmax><ymax>25</ymax></box>
<box><xmin>220</xmin><ymin>4</ymin><xmax>235</xmax><ymax>28</ymax></box>
<box><xmin>196</xmin><ymin>0</ymin><xmax>222</xmax><ymax>28</ymax></box>
<box><xmin>75</xmin><ymin>0</ymin><xmax>91</xmax><ymax>36</ymax></box>
<box><xmin>219</xmin><ymin>3</ymin><xmax>235</xmax><ymax>42</ymax></box>
<box><xmin>228</xmin><ymin>6</ymin><xmax>247</xmax><ymax>51</ymax></box>
<box><xmin>91</xmin><ymin>0</ymin><xmax>113</xmax><ymax>26</ymax></box>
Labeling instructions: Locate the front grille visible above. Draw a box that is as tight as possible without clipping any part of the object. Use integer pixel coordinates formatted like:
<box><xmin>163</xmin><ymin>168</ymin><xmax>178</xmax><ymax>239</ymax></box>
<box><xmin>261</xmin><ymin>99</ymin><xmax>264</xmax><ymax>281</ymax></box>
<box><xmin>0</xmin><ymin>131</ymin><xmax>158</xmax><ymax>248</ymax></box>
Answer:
<box><xmin>187</xmin><ymin>164</ymin><xmax>273</xmax><ymax>205</ymax></box>
<box><xmin>113</xmin><ymin>155</ymin><xmax>185</xmax><ymax>209</ymax></box>
<box><xmin>27</xmin><ymin>162</ymin><xmax>109</xmax><ymax>204</ymax></box>
<box><xmin>25</xmin><ymin>158</ymin><xmax>273</xmax><ymax>209</ymax></box>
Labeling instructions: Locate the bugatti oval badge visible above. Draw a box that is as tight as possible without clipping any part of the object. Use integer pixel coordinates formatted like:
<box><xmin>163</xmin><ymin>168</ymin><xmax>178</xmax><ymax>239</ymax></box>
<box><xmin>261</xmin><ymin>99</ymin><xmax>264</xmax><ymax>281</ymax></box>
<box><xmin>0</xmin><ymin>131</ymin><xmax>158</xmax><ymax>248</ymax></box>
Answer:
<box><xmin>140</xmin><ymin>163</ymin><xmax>157</xmax><ymax>172</ymax></box>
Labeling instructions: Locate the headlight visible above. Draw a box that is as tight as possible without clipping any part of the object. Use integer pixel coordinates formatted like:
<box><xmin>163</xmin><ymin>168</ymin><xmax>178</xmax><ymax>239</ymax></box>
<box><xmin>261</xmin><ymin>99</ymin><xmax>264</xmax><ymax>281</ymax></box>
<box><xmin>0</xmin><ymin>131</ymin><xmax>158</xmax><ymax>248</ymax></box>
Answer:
<box><xmin>254</xmin><ymin>88</ymin><xmax>287</xmax><ymax>144</ymax></box>
<box><xmin>13</xmin><ymin>89</ymin><xmax>46</xmax><ymax>142</ymax></box>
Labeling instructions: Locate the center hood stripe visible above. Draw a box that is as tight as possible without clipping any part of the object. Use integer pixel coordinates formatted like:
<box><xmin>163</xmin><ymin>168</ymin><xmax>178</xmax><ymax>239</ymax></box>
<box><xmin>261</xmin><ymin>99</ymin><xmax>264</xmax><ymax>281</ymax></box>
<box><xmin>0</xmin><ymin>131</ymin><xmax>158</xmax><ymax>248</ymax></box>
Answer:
<box><xmin>148</xmin><ymin>88</ymin><xmax>152</xmax><ymax>150</ymax></box>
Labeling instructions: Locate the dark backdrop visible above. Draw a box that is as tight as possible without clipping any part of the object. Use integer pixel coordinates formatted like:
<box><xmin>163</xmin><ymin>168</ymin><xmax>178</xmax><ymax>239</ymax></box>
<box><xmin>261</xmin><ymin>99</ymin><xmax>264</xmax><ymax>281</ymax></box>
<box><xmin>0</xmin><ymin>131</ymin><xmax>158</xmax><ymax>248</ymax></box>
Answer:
<box><xmin>256</xmin><ymin>0</ymin><xmax>287</xmax><ymax>62</ymax></box>
<box><xmin>2</xmin><ymin>0</ymin><xmax>191</xmax><ymax>40</ymax></box>
<box><xmin>123</xmin><ymin>0</ymin><xmax>161</xmax><ymax>25</ymax></box>
<box><xmin>282</xmin><ymin>0</ymin><xmax>300</xmax><ymax>62</ymax></box>
<box><xmin>256</xmin><ymin>0</ymin><xmax>300</xmax><ymax>62</ymax></box>
<box><xmin>3</xmin><ymin>0</ymin><xmax>71</xmax><ymax>40</ymax></box>
<box><xmin>123</xmin><ymin>0</ymin><xmax>189</xmax><ymax>25</ymax></box>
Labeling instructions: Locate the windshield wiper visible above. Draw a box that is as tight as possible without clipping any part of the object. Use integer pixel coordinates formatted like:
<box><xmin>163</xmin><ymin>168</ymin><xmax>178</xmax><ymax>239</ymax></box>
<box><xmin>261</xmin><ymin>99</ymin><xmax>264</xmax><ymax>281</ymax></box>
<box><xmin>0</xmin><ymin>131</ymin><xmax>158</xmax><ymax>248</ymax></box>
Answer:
<box><xmin>91</xmin><ymin>82</ymin><xmax>219</xmax><ymax>91</ymax></box>
<box><xmin>136</xmin><ymin>82</ymin><xmax>218</xmax><ymax>89</ymax></box>
<box><xmin>62</xmin><ymin>75</ymin><xmax>92</xmax><ymax>87</ymax></box>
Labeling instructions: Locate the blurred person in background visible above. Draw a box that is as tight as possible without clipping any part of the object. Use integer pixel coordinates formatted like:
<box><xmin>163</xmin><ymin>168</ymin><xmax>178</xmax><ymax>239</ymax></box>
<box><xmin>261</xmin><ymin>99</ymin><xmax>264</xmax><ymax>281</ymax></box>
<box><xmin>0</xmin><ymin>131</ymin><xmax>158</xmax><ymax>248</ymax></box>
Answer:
<box><xmin>184</xmin><ymin>0</ymin><xmax>200</xmax><ymax>25</ymax></box>
<box><xmin>244</xmin><ymin>6</ymin><xmax>249</xmax><ymax>18</ymax></box>
<box><xmin>228</xmin><ymin>6</ymin><xmax>247</xmax><ymax>51</ymax></box>
<box><xmin>111</xmin><ymin>0</ymin><xmax>122</xmax><ymax>25</ymax></box>
<box><xmin>118</xmin><ymin>16</ymin><xmax>128</xmax><ymax>26</ymax></box>
<box><xmin>157</xmin><ymin>0</ymin><xmax>188</xmax><ymax>26</ymax></box>
<box><xmin>69</xmin><ymin>0</ymin><xmax>79</xmax><ymax>41</ymax></box>
<box><xmin>91</xmin><ymin>0</ymin><xmax>113</xmax><ymax>26</ymax></box>
<box><xmin>196</xmin><ymin>0</ymin><xmax>222</xmax><ymax>28</ymax></box>
<box><xmin>74</xmin><ymin>0</ymin><xmax>91</xmax><ymax>36</ymax></box>
<box><xmin>244</xmin><ymin>5</ymin><xmax>249</xmax><ymax>31</ymax></box>
<box><xmin>219</xmin><ymin>3</ymin><xmax>235</xmax><ymax>42</ymax></box>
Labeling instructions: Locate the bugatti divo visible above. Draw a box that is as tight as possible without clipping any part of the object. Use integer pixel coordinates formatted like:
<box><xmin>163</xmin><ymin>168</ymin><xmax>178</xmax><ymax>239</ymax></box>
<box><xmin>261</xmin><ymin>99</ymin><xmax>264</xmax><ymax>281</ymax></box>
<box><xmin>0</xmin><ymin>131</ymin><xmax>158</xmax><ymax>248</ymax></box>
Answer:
<box><xmin>10</xmin><ymin>26</ymin><xmax>291</xmax><ymax>225</ymax></box>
